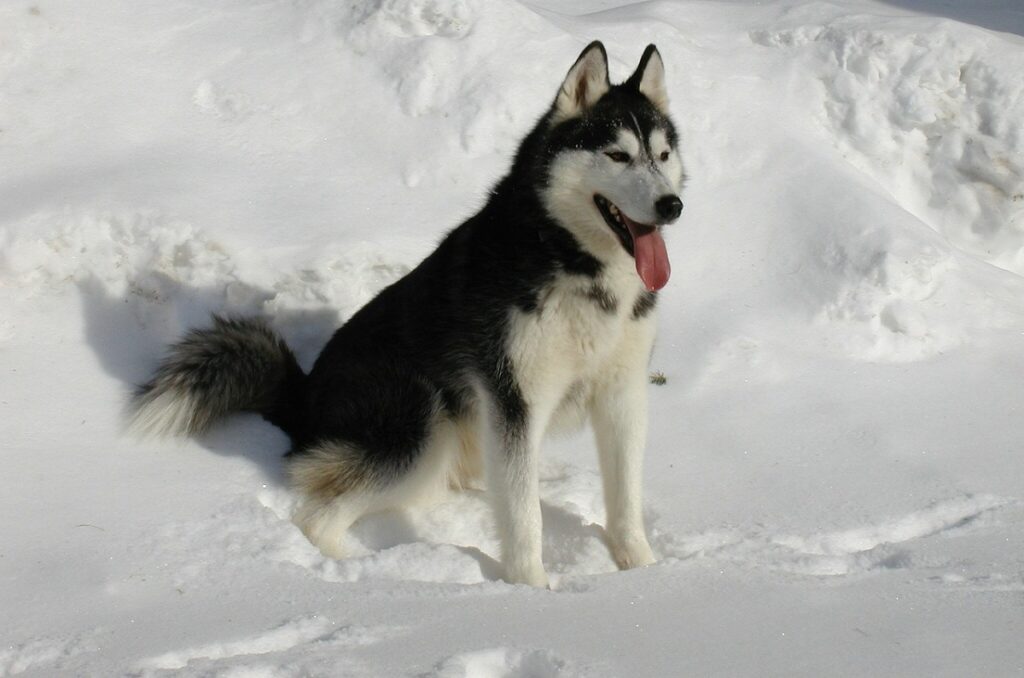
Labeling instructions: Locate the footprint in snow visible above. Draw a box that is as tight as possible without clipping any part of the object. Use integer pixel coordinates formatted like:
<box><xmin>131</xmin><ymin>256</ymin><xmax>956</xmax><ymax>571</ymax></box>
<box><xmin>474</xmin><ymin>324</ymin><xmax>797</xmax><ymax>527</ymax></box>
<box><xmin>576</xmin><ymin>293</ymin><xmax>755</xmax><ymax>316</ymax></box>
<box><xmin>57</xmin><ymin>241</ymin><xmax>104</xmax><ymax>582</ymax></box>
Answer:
<box><xmin>135</xmin><ymin>616</ymin><xmax>394</xmax><ymax>675</ymax></box>
<box><xmin>426</xmin><ymin>647</ymin><xmax>584</xmax><ymax>678</ymax></box>
<box><xmin>655</xmin><ymin>493</ymin><xmax>1011</xmax><ymax>577</ymax></box>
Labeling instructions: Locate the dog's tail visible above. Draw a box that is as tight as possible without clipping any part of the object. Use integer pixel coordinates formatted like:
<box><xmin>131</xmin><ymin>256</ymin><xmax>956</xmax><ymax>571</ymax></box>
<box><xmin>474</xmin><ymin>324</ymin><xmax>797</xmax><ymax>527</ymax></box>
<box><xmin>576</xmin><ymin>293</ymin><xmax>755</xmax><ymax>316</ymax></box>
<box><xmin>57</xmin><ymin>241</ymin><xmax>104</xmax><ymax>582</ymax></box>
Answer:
<box><xmin>126</xmin><ymin>315</ymin><xmax>305</xmax><ymax>440</ymax></box>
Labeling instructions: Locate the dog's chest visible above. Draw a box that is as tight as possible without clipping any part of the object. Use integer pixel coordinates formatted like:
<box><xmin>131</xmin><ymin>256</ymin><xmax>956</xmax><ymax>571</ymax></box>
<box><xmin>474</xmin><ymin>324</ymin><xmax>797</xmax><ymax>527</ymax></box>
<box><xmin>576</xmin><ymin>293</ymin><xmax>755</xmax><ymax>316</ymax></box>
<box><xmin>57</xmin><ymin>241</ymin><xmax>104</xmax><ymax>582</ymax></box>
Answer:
<box><xmin>557</xmin><ymin>283</ymin><xmax>629</xmax><ymax>357</ymax></box>
<box><xmin>506</xmin><ymin>271</ymin><xmax>650</xmax><ymax>397</ymax></box>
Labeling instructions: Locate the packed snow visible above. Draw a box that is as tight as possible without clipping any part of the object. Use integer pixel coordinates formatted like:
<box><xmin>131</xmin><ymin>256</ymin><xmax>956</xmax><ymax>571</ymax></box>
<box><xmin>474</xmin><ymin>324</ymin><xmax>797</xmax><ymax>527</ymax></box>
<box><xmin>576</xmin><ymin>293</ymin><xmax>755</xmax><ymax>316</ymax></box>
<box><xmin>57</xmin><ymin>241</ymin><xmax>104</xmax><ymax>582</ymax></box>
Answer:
<box><xmin>2</xmin><ymin>0</ymin><xmax>1023</xmax><ymax>675</ymax></box>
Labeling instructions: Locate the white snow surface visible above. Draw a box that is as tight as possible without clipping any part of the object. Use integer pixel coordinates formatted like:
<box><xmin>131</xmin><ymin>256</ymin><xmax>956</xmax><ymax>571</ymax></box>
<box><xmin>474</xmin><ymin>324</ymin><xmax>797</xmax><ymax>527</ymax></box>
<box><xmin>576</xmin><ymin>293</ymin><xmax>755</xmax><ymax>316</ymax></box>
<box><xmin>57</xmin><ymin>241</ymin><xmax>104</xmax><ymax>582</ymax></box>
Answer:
<box><xmin>2</xmin><ymin>0</ymin><xmax>1024</xmax><ymax>675</ymax></box>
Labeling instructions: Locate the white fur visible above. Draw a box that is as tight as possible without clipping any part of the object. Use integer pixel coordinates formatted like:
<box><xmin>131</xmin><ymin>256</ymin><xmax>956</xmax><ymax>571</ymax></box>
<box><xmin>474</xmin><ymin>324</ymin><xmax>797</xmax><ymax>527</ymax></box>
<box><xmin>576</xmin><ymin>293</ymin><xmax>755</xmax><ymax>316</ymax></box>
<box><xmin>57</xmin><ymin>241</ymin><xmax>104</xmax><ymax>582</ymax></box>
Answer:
<box><xmin>649</xmin><ymin>129</ymin><xmax>686</xmax><ymax>196</ymax></box>
<box><xmin>487</xmin><ymin>250</ymin><xmax>657</xmax><ymax>584</ymax></box>
<box><xmin>613</xmin><ymin>129</ymin><xmax>641</xmax><ymax>158</ymax></box>
<box><xmin>294</xmin><ymin>484</ymin><xmax>373</xmax><ymax>560</ymax></box>
<box><xmin>590</xmin><ymin>317</ymin><xmax>657</xmax><ymax>569</ymax></box>
<box><xmin>480</xmin><ymin>390</ymin><xmax>549</xmax><ymax>587</ymax></box>
<box><xmin>125</xmin><ymin>389</ymin><xmax>199</xmax><ymax>438</ymax></box>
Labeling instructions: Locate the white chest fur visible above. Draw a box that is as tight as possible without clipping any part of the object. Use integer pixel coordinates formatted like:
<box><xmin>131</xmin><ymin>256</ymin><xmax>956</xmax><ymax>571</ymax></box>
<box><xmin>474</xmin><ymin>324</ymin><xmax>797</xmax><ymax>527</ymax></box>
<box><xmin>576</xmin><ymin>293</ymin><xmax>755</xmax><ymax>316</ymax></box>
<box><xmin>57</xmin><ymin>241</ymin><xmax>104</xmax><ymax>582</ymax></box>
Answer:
<box><xmin>504</xmin><ymin>263</ymin><xmax>656</xmax><ymax>423</ymax></box>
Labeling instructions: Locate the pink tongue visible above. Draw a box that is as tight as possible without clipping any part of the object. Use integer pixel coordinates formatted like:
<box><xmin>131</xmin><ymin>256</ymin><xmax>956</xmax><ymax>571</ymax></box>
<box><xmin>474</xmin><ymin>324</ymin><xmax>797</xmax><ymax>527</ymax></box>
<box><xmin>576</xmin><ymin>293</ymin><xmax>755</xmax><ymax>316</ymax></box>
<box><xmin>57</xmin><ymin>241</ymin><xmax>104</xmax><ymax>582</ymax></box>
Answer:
<box><xmin>628</xmin><ymin>223</ymin><xmax>671</xmax><ymax>291</ymax></box>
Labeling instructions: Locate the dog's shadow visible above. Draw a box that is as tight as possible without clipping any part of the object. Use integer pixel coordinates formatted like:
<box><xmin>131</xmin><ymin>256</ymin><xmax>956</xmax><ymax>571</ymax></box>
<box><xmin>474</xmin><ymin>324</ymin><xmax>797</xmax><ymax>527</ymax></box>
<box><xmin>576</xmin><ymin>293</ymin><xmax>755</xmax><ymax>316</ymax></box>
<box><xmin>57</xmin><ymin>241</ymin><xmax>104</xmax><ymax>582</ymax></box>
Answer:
<box><xmin>78</xmin><ymin>274</ymin><xmax>340</xmax><ymax>485</ymax></box>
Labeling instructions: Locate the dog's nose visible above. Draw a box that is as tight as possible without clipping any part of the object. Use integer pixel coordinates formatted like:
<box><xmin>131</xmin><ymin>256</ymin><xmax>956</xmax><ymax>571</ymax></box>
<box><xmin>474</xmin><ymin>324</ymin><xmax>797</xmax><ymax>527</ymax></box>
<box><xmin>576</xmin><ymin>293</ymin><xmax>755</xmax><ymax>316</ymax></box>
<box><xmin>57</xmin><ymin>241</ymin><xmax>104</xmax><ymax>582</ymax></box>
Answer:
<box><xmin>655</xmin><ymin>195</ymin><xmax>683</xmax><ymax>222</ymax></box>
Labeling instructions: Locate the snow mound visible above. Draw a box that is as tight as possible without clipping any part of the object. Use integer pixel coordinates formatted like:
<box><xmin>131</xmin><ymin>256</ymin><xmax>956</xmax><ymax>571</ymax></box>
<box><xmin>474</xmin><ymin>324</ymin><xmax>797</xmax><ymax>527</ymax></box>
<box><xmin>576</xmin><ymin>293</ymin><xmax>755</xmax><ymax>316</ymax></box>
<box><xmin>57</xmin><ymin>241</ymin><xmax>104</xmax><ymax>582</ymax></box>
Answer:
<box><xmin>304</xmin><ymin>0</ymin><xmax>560</xmax><ymax>156</ymax></box>
<box><xmin>815</xmin><ymin>228</ymin><xmax>965</xmax><ymax>361</ymax></box>
<box><xmin>0</xmin><ymin>209</ymin><xmax>233</xmax><ymax>295</ymax></box>
<box><xmin>804</xmin><ymin>191</ymin><xmax>1024</xmax><ymax>362</ymax></box>
<box><xmin>754</xmin><ymin>20</ymin><xmax>1024</xmax><ymax>274</ymax></box>
<box><xmin>1</xmin><ymin>208</ymin><xmax>419</xmax><ymax>368</ymax></box>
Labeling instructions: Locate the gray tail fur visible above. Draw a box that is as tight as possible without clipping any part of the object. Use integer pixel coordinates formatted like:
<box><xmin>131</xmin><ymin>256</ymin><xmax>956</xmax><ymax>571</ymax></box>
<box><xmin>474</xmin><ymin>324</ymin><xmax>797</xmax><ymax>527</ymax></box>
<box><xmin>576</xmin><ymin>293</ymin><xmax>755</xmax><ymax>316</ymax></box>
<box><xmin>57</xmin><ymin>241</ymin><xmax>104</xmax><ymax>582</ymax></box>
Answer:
<box><xmin>127</xmin><ymin>315</ymin><xmax>305</xmax><ymax>439</ymax></box>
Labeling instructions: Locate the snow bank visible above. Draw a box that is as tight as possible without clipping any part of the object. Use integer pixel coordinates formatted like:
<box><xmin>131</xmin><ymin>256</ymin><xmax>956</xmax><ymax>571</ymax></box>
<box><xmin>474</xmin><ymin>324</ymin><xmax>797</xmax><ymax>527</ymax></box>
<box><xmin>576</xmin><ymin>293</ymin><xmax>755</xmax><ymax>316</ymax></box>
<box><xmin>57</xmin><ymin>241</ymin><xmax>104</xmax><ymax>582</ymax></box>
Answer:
<box><xmin>754</xmin><ymin>18</ymin><xmax>1024</xmax><ymax>274</ymax></box>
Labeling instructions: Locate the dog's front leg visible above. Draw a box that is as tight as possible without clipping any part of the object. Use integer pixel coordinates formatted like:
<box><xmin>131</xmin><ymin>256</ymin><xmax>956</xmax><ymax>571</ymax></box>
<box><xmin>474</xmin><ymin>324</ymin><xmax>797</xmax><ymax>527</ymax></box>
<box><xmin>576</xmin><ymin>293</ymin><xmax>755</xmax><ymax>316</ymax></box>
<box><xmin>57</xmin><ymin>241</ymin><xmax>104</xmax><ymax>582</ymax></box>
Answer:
<box><xmin>591</xmin><ymin>367</ymin><xmax>656</xmax><ymax>570</ymax></box>
<box><xmin>485</xmin><ymin>411</ymin><xmax>548</xmax><ymax>588</ymax></box>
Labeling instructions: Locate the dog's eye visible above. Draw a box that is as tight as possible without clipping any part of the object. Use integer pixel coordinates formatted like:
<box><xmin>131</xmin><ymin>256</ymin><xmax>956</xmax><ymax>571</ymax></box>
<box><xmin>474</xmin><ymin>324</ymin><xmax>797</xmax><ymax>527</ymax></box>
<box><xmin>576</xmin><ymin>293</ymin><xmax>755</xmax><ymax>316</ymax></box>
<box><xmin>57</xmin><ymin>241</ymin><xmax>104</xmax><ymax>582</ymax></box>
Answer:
<box><xmin>659</xmin><ymin>151</ymin><xmax>670</xmax><ymax>162</ymax></box>
<box><xmin>605</xmin><ymin>151</ymin><xmax>631</xmax><ymax>163</ymax></box>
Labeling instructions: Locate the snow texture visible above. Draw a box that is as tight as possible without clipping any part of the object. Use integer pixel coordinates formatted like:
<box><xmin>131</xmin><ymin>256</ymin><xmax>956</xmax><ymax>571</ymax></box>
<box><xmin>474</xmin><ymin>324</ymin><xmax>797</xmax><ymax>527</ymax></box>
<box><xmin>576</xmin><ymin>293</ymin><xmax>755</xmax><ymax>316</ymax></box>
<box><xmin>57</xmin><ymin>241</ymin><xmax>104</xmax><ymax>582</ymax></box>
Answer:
<box><xmin>2</xmin><ymin>0</ymin><xmax>1024</xmax><ymax>676</ymax></box>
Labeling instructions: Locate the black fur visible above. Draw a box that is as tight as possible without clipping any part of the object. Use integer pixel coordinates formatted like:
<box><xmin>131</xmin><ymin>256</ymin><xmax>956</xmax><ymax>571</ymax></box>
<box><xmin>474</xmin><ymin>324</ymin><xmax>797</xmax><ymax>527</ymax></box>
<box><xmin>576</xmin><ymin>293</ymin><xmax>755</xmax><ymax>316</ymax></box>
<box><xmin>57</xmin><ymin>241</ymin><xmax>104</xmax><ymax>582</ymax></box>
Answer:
<box><xmin>583</xmin><ymin>284</ymin><xmax>618</xmax><ymax>314</ymax></box>
<box><xmin>632</xmin><ymin>290</ymin><xmax>658</xmax><ymax>320</ymax></box>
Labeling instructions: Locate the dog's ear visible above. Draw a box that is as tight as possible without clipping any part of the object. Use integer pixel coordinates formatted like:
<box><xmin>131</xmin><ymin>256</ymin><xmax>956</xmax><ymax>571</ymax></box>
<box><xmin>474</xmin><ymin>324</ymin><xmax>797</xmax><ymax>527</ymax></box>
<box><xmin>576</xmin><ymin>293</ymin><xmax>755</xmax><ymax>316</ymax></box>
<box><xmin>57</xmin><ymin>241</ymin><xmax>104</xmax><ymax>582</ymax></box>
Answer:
<box><xmin>553</xmin><ymin>41</ymin><xmax>610</xmax><ymax>122</ymax></box>
<box><xmin>626</xmin><ymin>45</ymin><xmax>669</xmax><ymax>113</ymax></box>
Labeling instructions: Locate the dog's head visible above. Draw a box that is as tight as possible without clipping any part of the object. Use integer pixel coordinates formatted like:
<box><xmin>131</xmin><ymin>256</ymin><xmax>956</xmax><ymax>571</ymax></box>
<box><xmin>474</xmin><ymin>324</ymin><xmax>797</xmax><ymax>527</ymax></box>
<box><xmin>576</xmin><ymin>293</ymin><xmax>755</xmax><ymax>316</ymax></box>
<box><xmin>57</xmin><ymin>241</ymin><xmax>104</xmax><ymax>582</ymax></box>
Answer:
<box><xmin>541</xmin><ymin>42</ymin><xmax>684</xmax><ymax>291</ymax></box>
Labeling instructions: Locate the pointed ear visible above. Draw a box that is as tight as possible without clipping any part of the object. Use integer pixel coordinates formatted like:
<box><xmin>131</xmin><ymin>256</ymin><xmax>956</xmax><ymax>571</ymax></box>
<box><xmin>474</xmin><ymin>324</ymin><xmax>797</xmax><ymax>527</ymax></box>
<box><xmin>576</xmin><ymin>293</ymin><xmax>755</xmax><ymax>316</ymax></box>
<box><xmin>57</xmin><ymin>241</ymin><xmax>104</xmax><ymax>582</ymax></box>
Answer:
<box><xmin>553</xmin><ymin>41</ymin><xmax>610</xmax><ymax>123</ymax></box>
<box><xmin>626</xmin><ymin>44</ymin><xmax>669</xmax><ymax>113</ymax></box>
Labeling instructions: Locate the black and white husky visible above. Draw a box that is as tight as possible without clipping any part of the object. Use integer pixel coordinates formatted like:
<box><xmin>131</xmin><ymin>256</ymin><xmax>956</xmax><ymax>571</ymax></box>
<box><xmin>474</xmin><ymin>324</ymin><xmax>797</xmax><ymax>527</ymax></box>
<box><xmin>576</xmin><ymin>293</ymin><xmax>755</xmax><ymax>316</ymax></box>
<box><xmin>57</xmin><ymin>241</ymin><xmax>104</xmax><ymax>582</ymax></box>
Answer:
<box><xmin>130</xmin><ymin>42</ymin><xmax>685</xmax><ymax>587</ymax></box>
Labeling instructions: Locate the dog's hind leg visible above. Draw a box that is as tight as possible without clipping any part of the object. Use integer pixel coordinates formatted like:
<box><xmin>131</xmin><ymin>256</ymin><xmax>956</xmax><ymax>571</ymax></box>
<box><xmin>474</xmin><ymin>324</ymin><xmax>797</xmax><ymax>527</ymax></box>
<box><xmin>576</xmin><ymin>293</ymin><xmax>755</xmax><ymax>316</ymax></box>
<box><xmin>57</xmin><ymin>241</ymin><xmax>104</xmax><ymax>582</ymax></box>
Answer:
<box><xmin>293</xmin><ymin>491</ymin><xmax>373</xmax><ymax>559</ymax></box>
<box><xmin>288</xmin><ymin>417</ymin><xmax>462</xmax><ymax>558</ymax></box>
<box><xmin>288</xmin><ymin>441</ymin><xmax>378</xmax><ymax>558</ymax></box>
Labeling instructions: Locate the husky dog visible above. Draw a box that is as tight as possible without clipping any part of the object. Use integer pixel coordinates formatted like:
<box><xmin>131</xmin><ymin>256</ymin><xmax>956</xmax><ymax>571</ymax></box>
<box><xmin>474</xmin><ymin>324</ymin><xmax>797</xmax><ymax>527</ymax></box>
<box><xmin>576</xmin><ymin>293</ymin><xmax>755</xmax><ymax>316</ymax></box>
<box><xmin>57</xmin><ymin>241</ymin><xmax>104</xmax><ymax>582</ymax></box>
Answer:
<box><xmin>129</xmin><ymin>42</ymin><xmax>685</xmax><ymax>587</ymax></box>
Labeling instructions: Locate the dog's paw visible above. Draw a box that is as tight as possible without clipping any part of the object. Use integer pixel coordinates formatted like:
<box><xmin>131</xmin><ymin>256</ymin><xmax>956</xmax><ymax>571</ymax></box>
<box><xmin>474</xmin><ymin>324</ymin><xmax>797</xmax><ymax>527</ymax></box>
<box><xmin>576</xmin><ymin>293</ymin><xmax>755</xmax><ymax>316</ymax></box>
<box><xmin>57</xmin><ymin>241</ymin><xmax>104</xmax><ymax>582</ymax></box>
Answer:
<box><xmin>313</xmin><ymin>537</ymin><xmax>347</xmax><ymax>560</ymax></box>
<box><xmin>294</xmin><ymin>507</ymin><xmax>348</xmax><ymax>560</ymax></box>
<box><xmin>608</xmin><ymin>533</ymin><xmax>656</xmax><ymax>571</ymax></box>
<box><xmin>503</xmin><ymin>559</ymin><xmax>550</xmax><ymax>588</ymax></box>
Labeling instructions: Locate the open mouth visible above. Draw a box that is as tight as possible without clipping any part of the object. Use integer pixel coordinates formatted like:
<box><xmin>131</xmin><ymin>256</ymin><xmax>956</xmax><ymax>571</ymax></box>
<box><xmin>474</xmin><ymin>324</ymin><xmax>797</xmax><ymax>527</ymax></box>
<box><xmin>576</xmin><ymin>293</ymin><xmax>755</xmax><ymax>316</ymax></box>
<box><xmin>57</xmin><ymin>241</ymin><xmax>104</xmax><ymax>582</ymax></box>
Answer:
<box><xmin>593</xmin><ymin>194</ymin><xmax>672</xmax><ymax>292</ymax></box>
<box><xmin>593</xmin><ymin>194</ymin><xmax>655</xmax><ymax>257</ymax></box>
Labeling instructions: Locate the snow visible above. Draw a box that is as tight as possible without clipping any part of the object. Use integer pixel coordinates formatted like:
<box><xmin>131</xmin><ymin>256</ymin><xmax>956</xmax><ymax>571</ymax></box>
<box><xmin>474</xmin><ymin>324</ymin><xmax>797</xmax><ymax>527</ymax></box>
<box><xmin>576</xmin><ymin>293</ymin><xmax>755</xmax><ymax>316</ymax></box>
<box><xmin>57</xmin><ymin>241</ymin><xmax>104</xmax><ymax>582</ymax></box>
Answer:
<box><xmin>2</xmin><ymin>0</ymin><xmax>1024</xmax><ymax>675</ymax></box>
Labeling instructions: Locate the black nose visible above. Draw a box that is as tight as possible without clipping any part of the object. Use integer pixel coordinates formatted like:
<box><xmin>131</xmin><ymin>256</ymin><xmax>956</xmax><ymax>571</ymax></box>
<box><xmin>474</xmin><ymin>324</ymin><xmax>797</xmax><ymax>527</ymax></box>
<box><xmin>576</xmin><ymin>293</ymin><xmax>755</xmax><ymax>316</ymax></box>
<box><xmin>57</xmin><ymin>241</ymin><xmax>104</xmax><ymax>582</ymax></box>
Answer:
<box><xmin>655</xmin><ymin>195</ymin><xmax>683</xmax><ymax>222</ymax></box>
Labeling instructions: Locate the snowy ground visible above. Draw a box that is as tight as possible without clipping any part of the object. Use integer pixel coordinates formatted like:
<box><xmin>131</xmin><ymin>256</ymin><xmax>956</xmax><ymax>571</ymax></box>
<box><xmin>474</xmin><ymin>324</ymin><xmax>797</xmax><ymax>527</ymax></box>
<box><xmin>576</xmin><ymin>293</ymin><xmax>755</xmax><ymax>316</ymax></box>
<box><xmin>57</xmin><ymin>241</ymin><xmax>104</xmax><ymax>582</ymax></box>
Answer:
<box><xmin>2</xmin><ymin>0</ymin><xmax>1024</xmax><ymax>675</ymax></box>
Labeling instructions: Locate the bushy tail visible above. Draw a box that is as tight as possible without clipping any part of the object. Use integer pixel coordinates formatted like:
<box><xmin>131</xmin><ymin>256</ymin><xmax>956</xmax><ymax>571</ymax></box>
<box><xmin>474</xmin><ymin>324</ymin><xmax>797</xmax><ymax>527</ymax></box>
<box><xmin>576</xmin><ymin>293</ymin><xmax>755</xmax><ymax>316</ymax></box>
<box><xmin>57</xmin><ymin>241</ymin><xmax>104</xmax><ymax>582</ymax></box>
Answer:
<box><xmin>127</xmin><ymin>315</ymin><xmax>305</xmax><ymax>439</ymax></box>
